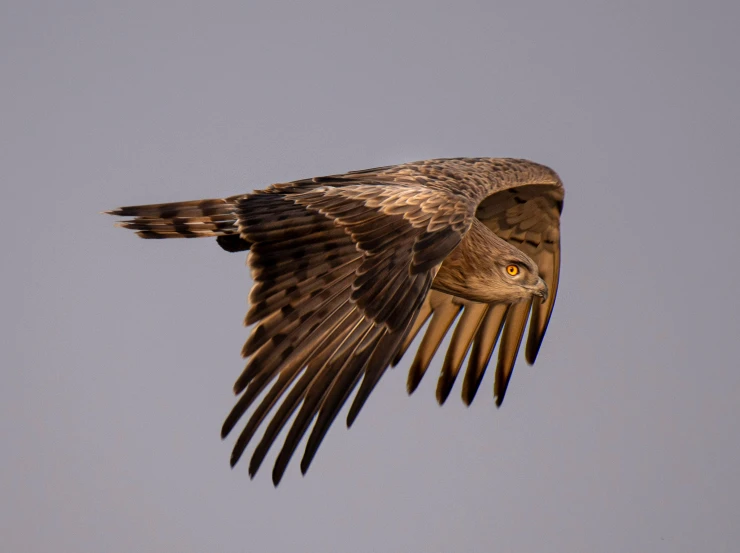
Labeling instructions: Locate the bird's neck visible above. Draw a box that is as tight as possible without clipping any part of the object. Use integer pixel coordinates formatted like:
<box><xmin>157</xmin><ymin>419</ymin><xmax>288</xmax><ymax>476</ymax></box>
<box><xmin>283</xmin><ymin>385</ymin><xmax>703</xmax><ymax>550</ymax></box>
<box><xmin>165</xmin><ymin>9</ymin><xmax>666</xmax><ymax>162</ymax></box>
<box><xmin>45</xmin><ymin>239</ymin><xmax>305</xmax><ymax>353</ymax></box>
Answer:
<box><xmin>432</xmin><ymin>219</ymin><xmax>512</xmax><ymax>304</ymax></box>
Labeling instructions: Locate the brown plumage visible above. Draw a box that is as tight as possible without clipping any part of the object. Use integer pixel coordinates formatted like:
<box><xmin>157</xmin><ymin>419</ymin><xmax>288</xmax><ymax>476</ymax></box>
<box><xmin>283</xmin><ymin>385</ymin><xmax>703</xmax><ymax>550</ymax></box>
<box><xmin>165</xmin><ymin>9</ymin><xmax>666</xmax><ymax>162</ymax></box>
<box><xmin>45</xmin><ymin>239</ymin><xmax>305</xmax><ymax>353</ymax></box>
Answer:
<box><xmin>106</xmin><ymin>157</ymin><xmax>564</xmax><ymax>485</ymax></box>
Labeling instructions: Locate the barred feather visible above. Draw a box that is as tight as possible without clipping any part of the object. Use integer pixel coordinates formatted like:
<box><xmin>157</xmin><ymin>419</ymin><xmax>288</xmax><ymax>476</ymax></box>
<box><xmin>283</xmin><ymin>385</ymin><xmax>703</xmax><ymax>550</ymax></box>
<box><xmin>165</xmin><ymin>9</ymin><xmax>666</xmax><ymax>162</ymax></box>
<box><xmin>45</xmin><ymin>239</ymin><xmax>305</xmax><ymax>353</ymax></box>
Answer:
<box><xmin>106</xmin><ymin>197</ymin><xmax>241</xmax><ymax>240</ymax></box>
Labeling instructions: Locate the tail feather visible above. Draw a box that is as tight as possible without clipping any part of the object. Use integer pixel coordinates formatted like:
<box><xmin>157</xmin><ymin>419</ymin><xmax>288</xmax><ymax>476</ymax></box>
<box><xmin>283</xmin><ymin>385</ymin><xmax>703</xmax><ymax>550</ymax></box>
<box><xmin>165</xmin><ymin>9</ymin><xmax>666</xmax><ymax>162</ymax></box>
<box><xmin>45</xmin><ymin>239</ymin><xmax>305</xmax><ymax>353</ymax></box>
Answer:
<box><xmin>106</xmin><ymin>197</ymin><xmax>241</xmax><ymax>240</ymax></box>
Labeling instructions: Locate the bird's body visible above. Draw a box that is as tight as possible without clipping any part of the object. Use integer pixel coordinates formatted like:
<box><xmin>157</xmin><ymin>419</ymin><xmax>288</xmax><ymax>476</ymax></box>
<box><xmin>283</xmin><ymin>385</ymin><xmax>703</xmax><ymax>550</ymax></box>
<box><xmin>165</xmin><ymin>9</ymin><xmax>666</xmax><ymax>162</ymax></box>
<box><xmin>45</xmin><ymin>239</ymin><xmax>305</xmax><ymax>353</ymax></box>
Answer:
<box><xmin>108</xmin><ymin>157</ymin><xmax>564</xmax><ymax>485</ymax></box>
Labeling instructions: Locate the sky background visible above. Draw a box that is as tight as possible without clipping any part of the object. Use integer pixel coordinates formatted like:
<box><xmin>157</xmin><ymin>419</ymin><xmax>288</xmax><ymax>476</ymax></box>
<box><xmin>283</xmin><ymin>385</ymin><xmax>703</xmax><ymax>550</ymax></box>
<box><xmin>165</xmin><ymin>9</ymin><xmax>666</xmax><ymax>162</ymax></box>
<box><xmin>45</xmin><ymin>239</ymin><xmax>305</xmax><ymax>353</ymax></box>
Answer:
<box><xmin>3</xmin><ymin>1</ymin><xmax>740</xmax><ymax>551</ymax></box>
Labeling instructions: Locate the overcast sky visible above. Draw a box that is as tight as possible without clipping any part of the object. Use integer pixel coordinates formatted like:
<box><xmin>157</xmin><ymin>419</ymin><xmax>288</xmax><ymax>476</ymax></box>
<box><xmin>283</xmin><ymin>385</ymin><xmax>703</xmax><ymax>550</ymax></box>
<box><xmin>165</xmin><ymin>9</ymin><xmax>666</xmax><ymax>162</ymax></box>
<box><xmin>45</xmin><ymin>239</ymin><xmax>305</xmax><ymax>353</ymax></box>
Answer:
<box><xmin>3</xmin><ymin>1</ymin><xmax>740</xmax><ymax>552</ymax></box>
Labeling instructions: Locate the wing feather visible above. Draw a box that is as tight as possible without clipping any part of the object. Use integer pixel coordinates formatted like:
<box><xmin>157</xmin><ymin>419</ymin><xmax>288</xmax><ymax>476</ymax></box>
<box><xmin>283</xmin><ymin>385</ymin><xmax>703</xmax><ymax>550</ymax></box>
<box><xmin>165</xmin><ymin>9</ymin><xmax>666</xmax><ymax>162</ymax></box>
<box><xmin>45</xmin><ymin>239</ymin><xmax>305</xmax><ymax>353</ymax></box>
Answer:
<box><xmin>436</xmin><ymin>301</ymin><xmax>488</xmax><ymax>404</ymax></box>
<box><xmin>406</xmin><ymin>294</ymin><xmax>463</xmax><ymax>394</ymax></box>
<box><xmin>462</xmin><ymin>303</ymin><xmax>509</xmax><ymax>405</ymax></box>
<box><xmin>270</xmin><ymin>318</ymin><xmax>374</xmax><ymax>484</ymax></box>
<box><xmin>391</xmin><ymin>296</ymin><xmax>434</xmax><ymax>366</ymax></box>
<box><xmin>347</xmin><ymin>318</ymin><xmax>420</xmax><ymax>427</ymax></box>
<box><xmin>235</xmin><ymin>269</ymin><xmax>358</xmax><ymax>392</ymax></box>
<box><xmin>395</xmin><ymin>165</ymin><xmax>563</xmax><ymax>407</ymax></box>
<box><xmin>493</xmin><ymin>299</ymin><xmax>532</xmax><ymax>405</ymax></box>
<box><xmin>221</xmin><ymin>185</ymin><xmax>466</xmax><ymax>482</ymax></box>
<box><xmin>299</xmin><ymin>326</ymin><xmax>382</xmax><ymax>473</ymax></box>
<box><xmin>525</xmin><ymin>243</ymin><xmax>560</xmax><ymax>364</ymax></box>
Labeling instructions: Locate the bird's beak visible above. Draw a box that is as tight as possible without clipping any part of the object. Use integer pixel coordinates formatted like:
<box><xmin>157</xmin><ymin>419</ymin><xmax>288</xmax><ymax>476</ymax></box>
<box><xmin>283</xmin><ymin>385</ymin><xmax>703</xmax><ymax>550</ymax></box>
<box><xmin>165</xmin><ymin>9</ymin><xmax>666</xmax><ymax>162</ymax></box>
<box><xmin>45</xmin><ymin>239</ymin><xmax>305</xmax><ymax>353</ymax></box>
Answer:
<box><xmin>533</xmin><ymin>277</ymin><xmax>548</xmax><ymax>302</ymax></box>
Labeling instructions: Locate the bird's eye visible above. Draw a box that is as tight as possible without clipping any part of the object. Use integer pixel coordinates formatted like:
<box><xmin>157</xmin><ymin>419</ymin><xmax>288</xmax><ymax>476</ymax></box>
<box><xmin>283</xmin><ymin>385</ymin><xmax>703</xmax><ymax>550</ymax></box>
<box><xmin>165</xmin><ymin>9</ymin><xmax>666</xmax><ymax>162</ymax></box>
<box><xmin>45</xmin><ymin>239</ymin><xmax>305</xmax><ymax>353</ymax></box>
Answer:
<box><xmin>506</xmin><ymin>264</ymin><xmax>520</xmax><ymax>276</ymax></box>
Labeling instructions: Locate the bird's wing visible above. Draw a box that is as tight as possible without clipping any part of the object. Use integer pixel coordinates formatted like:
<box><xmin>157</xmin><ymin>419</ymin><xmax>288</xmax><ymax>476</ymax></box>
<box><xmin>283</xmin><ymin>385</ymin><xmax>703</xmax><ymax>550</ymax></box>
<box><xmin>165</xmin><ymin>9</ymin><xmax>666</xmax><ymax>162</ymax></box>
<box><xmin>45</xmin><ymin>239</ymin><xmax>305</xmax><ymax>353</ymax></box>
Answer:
<box><xmin>222</xmin><ymin>181</ymin><xmax>473</xmax><ymax>485</ymax></box>
<box><xmin>394</xmin><ymin>177</ymin><xmax>564</xmax><ymax>407</ymax></box>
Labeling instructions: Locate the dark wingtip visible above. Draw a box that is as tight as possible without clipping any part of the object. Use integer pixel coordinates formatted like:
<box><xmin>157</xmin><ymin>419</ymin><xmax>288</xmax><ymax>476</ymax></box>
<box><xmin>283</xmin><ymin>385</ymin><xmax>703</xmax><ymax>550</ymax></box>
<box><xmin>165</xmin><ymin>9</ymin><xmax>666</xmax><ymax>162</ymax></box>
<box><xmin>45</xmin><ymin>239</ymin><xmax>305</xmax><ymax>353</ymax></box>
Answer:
<box><xmin>494</xmin><ymin>386</ymin><xmax>507</xmax><ymax>408</ymax></box>
<box><xmin>461</xmin><ymin>371</ymin><xmax>484</xmax><ymax>407</ymax></box>
<box><xmin>406</xmin><ymin>374</ymin><xmax>421</xmax><ymax>395</ymax></box>
<box><xmin>230</xmin><ymin>435</ymin><xmax>250</xmax><ymax>469</ymax></box>
<box><xmin>233</xmin><ymin>379</ymin><xmax>246</xmax><ymax>395</ymax></box>
<box><xmin>435</xmin><ymin>376</ymin><xmax>453</xmax><ymax>405</ymax></box>
<box><xmin>406</xmin><ymin>360</ymin><xmax>425</xmax><ymax>395</ymax></box>
<box><xmin>272</xmin><ymin>465</ymin><xmax>285</xmax><ymax>487</ymax></box>
<box><xmin>300</xmin><ymin>456</ymin><xmax>311</xmax><ymax>476</ymax></box>
<box><xmin>524</xmin><ymin>341</ymin><xmax>542</xmax><ymax>365</ymax></box>
<box><xmin>346</xmin><ymin>407</ymin><xmax>358</xmax><ymax>428</ymax></box>
<box><xmin>494</xmin><ymin>378</ymin><xmax>508</xmax><ymax>408</ymax></box>
<box><xmin>221</xmin><ymin>402</ymin><xmax>243</xmax><ymax>439</ymax></box>
<box><xmin>105</xmin><ymin>206</ymin><xmax>141</xmax><ymax>217</ymax></box>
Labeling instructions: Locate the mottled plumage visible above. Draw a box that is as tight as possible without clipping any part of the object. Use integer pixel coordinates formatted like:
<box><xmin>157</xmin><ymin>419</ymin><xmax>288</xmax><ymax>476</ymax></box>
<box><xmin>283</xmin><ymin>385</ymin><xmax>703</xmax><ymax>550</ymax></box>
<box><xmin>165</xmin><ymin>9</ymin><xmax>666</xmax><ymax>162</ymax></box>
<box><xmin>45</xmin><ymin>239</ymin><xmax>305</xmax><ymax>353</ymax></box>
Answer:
<box><xmin>107</xmin><ymin>157</ymin><xmax>564</xmax><ymax>485</ymax></box>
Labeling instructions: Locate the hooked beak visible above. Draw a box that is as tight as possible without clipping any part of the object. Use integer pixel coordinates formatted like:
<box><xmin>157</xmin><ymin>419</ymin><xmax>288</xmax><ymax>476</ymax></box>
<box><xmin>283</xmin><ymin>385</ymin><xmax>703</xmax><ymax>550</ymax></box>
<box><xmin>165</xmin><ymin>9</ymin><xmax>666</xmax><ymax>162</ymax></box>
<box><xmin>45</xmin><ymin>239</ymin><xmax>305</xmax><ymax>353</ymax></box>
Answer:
<box><xmin>533</xmin><ymin>277</ymin><xmax>548</xmax><ymax>302</ymax></box>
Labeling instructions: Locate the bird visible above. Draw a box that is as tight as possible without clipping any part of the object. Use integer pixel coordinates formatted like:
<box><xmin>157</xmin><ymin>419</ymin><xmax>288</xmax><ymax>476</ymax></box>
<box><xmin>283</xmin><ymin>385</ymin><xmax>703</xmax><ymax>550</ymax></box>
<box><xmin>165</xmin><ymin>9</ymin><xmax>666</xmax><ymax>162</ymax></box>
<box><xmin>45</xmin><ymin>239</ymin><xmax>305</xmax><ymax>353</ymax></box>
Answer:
<box><xmin>106</xmin><ymin>157</ymin><xmax>564</xmax><ymax>485</ymax></box>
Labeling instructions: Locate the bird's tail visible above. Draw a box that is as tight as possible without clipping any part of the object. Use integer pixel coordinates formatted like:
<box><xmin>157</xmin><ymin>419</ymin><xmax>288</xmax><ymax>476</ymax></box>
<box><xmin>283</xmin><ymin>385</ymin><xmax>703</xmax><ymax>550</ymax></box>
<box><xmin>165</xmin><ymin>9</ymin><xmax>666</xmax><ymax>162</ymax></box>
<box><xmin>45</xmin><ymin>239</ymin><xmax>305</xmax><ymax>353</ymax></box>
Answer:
<box><xmin>106</xmin><ymin>197</ymin><xmax>240</xmax><ymax>239</ymax></box>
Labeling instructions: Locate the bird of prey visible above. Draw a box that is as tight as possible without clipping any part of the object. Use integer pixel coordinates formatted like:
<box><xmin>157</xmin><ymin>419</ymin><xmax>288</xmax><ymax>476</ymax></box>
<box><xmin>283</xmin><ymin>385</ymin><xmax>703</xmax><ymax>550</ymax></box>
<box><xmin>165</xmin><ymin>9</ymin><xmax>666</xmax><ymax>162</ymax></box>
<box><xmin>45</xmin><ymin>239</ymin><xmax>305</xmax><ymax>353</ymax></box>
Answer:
<box><xmin>107</xmin><ymin>157</ymin><xmax>564</xmax><ymax>485</ymax></box>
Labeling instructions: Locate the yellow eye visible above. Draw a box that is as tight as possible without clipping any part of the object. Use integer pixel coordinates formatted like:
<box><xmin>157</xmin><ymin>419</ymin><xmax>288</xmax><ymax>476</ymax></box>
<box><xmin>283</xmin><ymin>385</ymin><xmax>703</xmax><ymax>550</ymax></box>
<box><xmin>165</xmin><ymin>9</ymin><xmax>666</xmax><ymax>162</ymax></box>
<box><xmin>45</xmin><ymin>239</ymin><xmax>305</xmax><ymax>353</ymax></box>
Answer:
<box><xmin>506</xmin><ymin>264</ymin><xmax>520</xmax><ymax>276</ymax></box>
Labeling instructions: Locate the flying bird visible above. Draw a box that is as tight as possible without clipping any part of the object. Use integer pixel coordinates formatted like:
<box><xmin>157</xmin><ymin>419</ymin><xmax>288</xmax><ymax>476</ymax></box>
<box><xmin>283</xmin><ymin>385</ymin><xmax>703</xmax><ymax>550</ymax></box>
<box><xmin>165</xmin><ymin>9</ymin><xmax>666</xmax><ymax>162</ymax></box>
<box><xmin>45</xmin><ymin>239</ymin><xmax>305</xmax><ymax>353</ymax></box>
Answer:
<box><xmin>107</xmin><ymin>157</ymin><xmax>564</xmax><ymax>485</ymax></box>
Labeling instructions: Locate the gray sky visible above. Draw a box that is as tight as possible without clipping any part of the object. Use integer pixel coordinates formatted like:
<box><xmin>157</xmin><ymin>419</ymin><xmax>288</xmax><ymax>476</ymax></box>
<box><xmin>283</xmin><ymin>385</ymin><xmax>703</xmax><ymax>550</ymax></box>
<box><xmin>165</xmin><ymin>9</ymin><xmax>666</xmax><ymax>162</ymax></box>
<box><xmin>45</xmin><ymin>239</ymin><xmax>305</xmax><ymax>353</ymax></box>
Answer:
<box><xmin>3</xmin><ymin>1</ymin><xmax>739</xmax><ymax>551</ymax></box>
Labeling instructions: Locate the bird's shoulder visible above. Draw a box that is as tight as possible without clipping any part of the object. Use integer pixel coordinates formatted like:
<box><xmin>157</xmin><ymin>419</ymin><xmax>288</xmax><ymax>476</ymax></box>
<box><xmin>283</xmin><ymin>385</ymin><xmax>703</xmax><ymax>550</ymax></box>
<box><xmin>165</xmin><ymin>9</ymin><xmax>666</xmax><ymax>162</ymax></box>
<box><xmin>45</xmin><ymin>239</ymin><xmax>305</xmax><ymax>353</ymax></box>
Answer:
<box><xmin>262</xmin><ymin>157</ymin><xmax>561</xmax><ymax>202</ymax></box>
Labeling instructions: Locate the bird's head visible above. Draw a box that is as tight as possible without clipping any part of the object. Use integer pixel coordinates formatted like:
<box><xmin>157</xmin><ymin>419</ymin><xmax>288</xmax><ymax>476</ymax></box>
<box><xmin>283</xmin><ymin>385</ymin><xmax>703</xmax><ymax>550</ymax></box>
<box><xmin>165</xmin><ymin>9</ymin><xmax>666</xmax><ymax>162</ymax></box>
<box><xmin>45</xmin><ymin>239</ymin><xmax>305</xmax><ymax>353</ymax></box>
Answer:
<box><xmin>435</xmin><ymin>225</ymin><xmax>548</xmax><ymax>305</ymax></box>
<box><xmin>487</xmin><ymin>249</ymin><xmax>548</xmax><ymax>304</ymax></box>
<box><xmin>469</xmin><ymin>220</ymin><xmax>549</xmax><ymax>303</ymax></box>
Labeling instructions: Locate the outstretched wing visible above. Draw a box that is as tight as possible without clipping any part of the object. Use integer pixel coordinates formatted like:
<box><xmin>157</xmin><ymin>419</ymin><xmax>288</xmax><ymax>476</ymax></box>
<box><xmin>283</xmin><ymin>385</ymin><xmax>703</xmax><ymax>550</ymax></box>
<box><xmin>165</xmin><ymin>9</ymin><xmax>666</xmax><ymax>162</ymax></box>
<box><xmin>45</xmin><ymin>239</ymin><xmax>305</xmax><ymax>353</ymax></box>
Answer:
<box><xmin>394</xmin><ymin>177</ymin><xmax>564</xmax><ymax>407</ymax></box>
<box><xmin>108</xmin><ymin>157</ymin><xmax>564</xmax><ymax>482</ymax></box>
<box><xmin>221</xmin><ymin>179</ymin><xmax>473</xmax><ymax>485</ymax></box>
